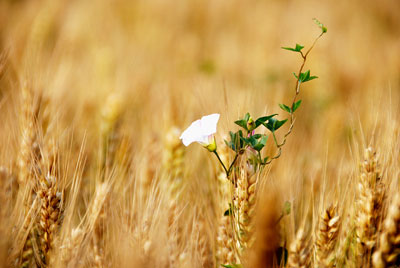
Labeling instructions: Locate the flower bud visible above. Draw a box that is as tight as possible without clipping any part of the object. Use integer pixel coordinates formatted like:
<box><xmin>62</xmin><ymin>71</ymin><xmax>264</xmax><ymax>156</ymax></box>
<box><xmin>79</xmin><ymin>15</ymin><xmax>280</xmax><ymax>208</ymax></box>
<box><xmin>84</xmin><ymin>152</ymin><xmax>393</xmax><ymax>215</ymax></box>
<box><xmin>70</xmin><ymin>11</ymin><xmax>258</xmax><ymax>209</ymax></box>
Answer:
<box><xmin>247</xmin><ymin>116</ymin><xmax>256</xmax><ymax>132</ymax></box>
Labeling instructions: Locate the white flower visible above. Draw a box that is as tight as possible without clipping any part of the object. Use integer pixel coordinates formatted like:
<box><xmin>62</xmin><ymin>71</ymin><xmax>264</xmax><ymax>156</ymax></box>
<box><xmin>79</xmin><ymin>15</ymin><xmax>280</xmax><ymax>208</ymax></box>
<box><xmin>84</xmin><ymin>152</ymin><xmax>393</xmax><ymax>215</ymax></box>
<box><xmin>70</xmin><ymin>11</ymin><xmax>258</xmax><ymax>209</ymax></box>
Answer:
<box><xmin>179</xmin><ymin>113</ymin><xmax>220</xmax><ymax>151</ymax></box>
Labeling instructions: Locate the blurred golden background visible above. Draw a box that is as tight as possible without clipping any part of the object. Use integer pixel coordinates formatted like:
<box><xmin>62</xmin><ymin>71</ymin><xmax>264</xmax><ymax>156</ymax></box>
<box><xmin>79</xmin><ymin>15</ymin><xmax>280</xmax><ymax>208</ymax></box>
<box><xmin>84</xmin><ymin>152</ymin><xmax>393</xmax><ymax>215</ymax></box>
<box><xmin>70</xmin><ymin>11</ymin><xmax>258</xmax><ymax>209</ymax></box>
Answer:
<box><xmin>0</xmin><ymin>0</ymin><xmax>400</xmax><ymax>267</ymax></box>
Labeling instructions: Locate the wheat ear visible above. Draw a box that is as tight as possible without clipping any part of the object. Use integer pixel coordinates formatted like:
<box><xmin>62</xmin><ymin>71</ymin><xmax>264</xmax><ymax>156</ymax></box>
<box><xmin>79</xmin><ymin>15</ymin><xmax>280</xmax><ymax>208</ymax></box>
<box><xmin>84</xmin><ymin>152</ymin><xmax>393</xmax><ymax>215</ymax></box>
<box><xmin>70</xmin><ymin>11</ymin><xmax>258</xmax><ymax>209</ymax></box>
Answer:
<box><xmin>235</xmin><ymin>166</ymin><xmax>257</xmax><ymax>249</ymax></box>
<box><xmin>356</xmin><ymin>147</ymin><xmax>385</xmax><ymax>265</ymax></box>
<box><xmin>37</xmin><ymin>171</ymin><xmax>62</xmax><ymax>263</ymax></box>
<box><xmin>316</xmin><ymin>204</ymin><xmax>341</xmax><ymax>267</ymax></box>
<box><xmin>288</xmin><ymin>228</ymin><xmax>312</xmax><ymax>268</ymax></box>
<box><xmin>372</xmin><ymin>192</ymin><xmax>400</xmax><ymax>267</ymax></box>
<box><xmin>216</xmin><ymin>148</ymin><xmax>236</xmax><ymax>266</ymax></box>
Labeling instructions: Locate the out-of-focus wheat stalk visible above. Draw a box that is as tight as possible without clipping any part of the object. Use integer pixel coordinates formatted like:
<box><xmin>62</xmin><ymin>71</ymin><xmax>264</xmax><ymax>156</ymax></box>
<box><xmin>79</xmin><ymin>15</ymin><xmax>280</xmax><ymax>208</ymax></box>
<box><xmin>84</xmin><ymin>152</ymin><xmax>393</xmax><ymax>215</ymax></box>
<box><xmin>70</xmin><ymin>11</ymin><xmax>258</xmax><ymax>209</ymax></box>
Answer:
<box><xmin>193</xmin><ymin>215</ymin><xmax>213</xmax><ymax>268</ymax></box>
<box><xmin>288</xmin><ymin>228</ymin><xmax>312</xmax><ymax>268</ymax></box>
<box><xmin>372</xmin><ymin>192</ymin><xmax>400</xmax><ymax>267</ymax></box>
<box><xmin>161</xmin><ymin>127</ymin><xmax>186</xmax><ymax>267</ymax></box>
<box><xmin>355</xmin><ymin>147</ymin><xmax>385</xmax><ymax>266</ymax></box>
<box><xmin>101</xmin><ymin>93</ymin><xmax>123</xmax><ymax>177</ymax></box>
<box><xmin>247</xmin><ymin>192</ymin><xmax>280</xmax><ymax>268</ymax></box>
<box><xmin>0</xmin><ymin>167</ymin><xmax>11</xmax><ymax>264</ymax></box>
<box><xmin>88</xmin><ymin>182</ymin><xmax>110</xmax><ymax>268</ymax></box>
<box><xmin>12</xmin><ymin>85</ymin><xmax>44</xmax><ymax>268</ymax></box>
<box><xmin>0</xmin><ymin>1</ymin><xmax>399</xmax><ymax>268</ymax></box>
<box><xmin>58</xmin><ymin>227</ymin><xmax>84</xmax><ymax>268</ymax></box>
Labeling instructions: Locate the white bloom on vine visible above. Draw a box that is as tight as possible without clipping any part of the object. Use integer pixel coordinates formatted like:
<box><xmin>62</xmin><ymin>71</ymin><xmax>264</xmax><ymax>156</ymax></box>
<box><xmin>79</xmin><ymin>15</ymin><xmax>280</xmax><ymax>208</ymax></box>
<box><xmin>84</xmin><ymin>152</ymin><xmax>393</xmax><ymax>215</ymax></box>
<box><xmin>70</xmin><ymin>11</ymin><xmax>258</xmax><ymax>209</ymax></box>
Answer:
<box><xmin>179</xmin><ymin>113</ymin><xmax>220</xmax><ymax>151</ymax></box>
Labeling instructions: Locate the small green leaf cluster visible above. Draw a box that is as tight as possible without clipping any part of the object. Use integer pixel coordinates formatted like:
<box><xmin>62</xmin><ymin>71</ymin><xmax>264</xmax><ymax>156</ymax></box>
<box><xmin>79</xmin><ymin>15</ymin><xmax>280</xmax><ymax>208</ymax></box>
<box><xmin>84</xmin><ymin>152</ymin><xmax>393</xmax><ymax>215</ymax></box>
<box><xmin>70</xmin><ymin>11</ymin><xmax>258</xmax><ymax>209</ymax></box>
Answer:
<box><xmin>281</xmin><ymin>43</ymin><xmax>304</xmax><ymax>52</ymax></box>
<box><xmin>313</xmin><ymin>18</ymin><xmax>327</xmax><ymax>33</ymax></box>
<box><xmin>279</xmin><ymin>100</ymin><xmax>301</xmax><ymax>113</ymax></box>
<box><xmin>293</xmin><ymin>70</ymin><xmax>318</xmax><ymax>83</ymax></box>
<box><xmin>223</xmin><ymin>112</ymin><xmax>289</xmax><ymax>166</ymax></box>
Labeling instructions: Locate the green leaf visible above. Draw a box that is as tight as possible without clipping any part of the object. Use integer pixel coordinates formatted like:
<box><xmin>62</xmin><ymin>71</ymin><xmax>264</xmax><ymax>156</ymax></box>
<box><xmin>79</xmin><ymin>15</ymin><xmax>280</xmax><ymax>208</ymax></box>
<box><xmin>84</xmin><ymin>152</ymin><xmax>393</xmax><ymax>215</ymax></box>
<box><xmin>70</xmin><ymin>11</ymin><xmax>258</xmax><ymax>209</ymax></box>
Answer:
<box><xmin>255</xmin><ymin>114</ymin><xmax>277</xmax><ymax>128</ymax></box>
<box><xmin>252</xmin><ymin>134</ymin><xmax>262</xmax><ymax>139</ymax></box>
<box><xmin>298</xmin><ymin>70</ymin><xmax>318</xmax><ymax>83</ymax></box>
<box><xmin>283</xmin><ymin>201</ymin><xmax>291</xmax><ymax>215</ymax></box>
<box><xmin>253</xmin><ymin>135</ymin><xmax>268</xmax><ymax>151</ymax></box>
<box><xmin>274</xmin><ymin>119</ymin><xmax>288</xmax><ymax>130</ymax></box>
<box><xmin>226</xmin><ymin>131</ymin><xmax>244</xmax><ymax>152</ymax></box>
<box><xmin>264</xmin><ymin>118</ymin><xmax>288</xmax><ymax>132</ymax></box>
<box><xmin>279</xmin><ymin>103</ymin><xmax>291</xmax><ymax>113</ymax></box>
<box><xmin>313</xmin><ymin>18</ymin><xmax>327</xmax><ymax>33</ymax></box>
<box><xmin>295</xmin><ymin>43</ymin><xmax>304</xmax><ymax>51</ymax></box>
<box><xmin>281</xmin><ymin>43</ymin><xmax>304</xmax><ymax>52</ymax></box>
<box><xmin>221</xmin><ymin>264</ymin><xmax>243</xmax><ymax>268</ymax></box>
<box><xmin>227</xmin><ymin>130</ymin><xmax>246</xmax><ymax>153</ymax></box>
<box><xmin>253</xmin><ymin>143</ymin><xmax>264</xmax><ymax>151</ymax></box>
<box><xmin>244</xmin><ymin>113</ymin><xmax>250</xmax><ymax>122</ymax></box>
<box><xmin>260</xmin><ymin>135</ymin><xmax>268</xmax><ymax>145</ymax></box>
<box><xmin>234</xmin><ymin>119</ymin><xmax>247</xmax><ymax>130</ymax></box>
<box><xmin>292</xmin><ymin>100</ymin><xmax>302</xmax><ymax>112</ymax></box>
<box><xmin>248</xmin><ymin>136</ymin><xmax>258</xmax><ymax>147</ymax></box>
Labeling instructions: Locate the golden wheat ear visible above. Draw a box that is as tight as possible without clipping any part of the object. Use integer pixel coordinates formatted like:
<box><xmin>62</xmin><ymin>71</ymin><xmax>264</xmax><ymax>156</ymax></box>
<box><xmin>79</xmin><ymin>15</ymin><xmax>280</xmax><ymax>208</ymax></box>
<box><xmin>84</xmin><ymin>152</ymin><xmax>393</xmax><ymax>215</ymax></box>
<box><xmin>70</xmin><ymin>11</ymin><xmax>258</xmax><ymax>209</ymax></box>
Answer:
<box><xmin>372</xmin><ymin>192</ymin><xmax>400</xmax><ymax>268</ymax></box>
<box><xmin>315</xmin><ymin>204</ymin><xmax>341</xmax><ymax>268</ymax></box>
<box><xmin>356</xmin><ymin>147</ymin><xmax>385</xmax><ymax>265</ymax></box>
<box><xmin>288</xmin><ymin>228</ymin><xmax>312</xmax><ymax>268</ymax></box>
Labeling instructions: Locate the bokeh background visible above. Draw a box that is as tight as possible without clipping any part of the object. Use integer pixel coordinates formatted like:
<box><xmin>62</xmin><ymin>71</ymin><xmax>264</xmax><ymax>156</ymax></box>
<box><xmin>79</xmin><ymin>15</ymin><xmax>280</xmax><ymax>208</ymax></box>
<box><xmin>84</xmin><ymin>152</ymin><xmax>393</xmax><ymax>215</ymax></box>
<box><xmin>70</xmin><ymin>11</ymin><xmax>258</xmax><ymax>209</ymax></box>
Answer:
<box><xmin>1</xmin><ymin>0</ymin><xmax>399</xmax><ymax>152</ymax></box>
<box><xmin>0</xmin><ymin>0</ymin><xmax>399</xmax><ymax>266</ymax></box>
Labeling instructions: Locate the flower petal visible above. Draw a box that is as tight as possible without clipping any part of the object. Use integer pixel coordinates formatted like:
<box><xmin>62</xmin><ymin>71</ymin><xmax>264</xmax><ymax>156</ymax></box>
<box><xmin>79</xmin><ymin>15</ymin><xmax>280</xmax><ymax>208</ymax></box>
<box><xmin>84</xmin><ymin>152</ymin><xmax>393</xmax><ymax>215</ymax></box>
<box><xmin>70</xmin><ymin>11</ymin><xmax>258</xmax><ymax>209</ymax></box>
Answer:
<box><xmin>179</xmin><ymin>119</ymin><xmax>202</xmax><ymax>146</ymax></box>
<box><xmin>200</xmin><ymin>113</ymin><xmax>220</xmax><ymax>136</ymax></box>
<box><xmin>180</xmin><ymin>113</ymin><xmax>220</xmax><ymax>147</ymax></box>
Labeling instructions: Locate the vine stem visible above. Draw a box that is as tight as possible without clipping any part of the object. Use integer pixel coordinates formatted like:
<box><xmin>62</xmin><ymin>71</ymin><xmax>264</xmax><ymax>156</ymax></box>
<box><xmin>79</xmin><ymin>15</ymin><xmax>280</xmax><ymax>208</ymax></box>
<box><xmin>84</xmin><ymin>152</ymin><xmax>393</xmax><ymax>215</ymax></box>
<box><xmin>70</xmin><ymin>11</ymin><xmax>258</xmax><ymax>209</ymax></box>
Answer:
<box><xmin>265</xmin><ymin>31</ymin><xmax>325</xmax><ymax>165</ymax></box>
<box><xmin>213</xmin><ymin>151</ymin><xmax>228</xmax><ymax>175</ymax></box>
<box><xmin>213</xmin><ymin>151</ymin><xmax>239</xmax><ymax>179</ymax></box>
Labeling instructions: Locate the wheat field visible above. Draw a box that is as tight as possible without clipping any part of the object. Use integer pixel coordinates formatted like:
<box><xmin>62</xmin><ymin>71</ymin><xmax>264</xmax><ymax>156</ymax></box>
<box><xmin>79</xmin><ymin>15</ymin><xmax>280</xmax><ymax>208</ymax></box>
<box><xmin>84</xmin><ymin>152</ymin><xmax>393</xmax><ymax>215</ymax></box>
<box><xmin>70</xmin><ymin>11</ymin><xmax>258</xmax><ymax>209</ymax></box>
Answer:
<box><xmin>0</xmin><ymin>0</ymin><xmax>400</xmax><ymax>267</ymax></box>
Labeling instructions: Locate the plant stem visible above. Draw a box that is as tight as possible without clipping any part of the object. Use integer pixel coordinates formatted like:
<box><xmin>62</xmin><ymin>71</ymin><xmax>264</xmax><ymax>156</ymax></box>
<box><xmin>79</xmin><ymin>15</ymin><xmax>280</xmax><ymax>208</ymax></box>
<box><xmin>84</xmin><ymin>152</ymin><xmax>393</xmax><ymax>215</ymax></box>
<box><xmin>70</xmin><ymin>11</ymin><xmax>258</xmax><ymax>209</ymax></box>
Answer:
<box><xmin>265</xmin><ymin>30</ymin><xmax>325</xmax><ymax>165</ymax></box>
<box><xmin>227</xmin><ymin>153</ymin><xmax>239</xmax><ymax>176</ymax></box>
<box><xmin>213</xmin><ymin>151</ymin><xmax>228</xmax><ymax>176</ymax></box>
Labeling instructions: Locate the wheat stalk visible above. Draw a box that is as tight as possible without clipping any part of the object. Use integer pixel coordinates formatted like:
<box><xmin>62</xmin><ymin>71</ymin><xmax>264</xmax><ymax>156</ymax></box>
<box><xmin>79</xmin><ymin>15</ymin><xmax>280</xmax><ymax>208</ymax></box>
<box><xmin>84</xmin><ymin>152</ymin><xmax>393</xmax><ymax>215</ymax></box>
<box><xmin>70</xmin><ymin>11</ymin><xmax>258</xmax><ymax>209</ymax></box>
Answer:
<box><xmin>288</xmin><ymin>228</ymin><xmax>312</xmax><ymax>268</ymax></box>
<box><xmin>88</xmin><ymin>182</ymin><xmax>110</xmax><ymax>267</ymax></box>
<box><xmin>0</xmin><ymin>167</ymin><xmax>11</xmax><ymax>264</ymax></box>
<box><xmin>216</xmin><ymin>215</ymin><xmax>236</xmax><ymax>266</ymax></box>
<box><xmin>316</xmin><ymin>204</ymin><xmax>341</xmax><ymax>267</ymax></box>
<box><xmin>37</xmin><ymin>171</ymin><xmax>62</xmax><ymax>264</ymax></box>
<box><xmin>17</xmin><ymin>84</ymin><xmax>41</xmax><ymax>187</ymax></box>
<box><xmin>372</xmin><ymin>192</ymin><xmax>400</xmax><ymax>267</ymax></box>
<box><xmin>194</xmin><ymin>216</ymin><xmax>212</xmax><ymax>268</ymax></box>
<box><xmin>247</xmin><ymin>193</ymin><xmax>280</xmax><ymax>268</ymax></box>
<box><xmin>56</xmin><ymin>227</ymin><xmax>84</xmax><ymax>268</ymax></box>
<box><xmin>355</xmin><ymin>147</ymin><xmax>385</xmax><ymax>266</ymax></box>
<box><xmin>216</xmin><ymin>147</ymin><xmax>237</xmax><ymax>266</ymax></box>
<box><xmin>235</xmin><ymin>165</ymin><xmax>257</xmax><ymax>249</ymax></box>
